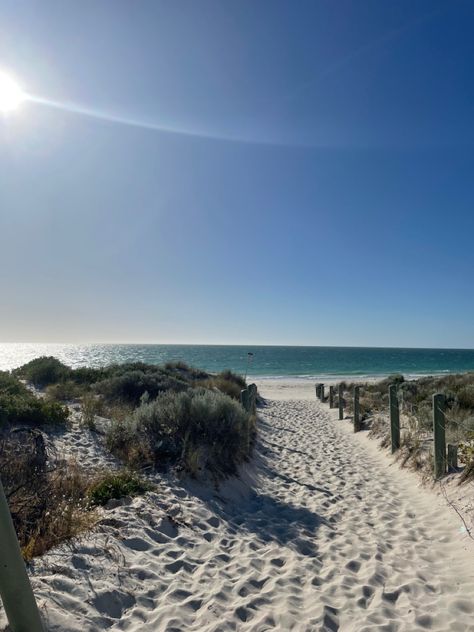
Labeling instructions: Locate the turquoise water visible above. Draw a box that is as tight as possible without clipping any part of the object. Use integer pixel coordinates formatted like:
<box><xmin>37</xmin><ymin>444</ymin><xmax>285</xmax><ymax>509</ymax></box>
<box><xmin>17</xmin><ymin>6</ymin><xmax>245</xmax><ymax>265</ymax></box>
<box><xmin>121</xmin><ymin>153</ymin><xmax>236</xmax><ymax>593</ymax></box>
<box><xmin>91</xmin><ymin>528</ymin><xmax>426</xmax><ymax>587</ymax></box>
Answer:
<box><xmin>1</xmin><ymin>343</ymin><xmax>474</xmax><ymax>379</ymax></box>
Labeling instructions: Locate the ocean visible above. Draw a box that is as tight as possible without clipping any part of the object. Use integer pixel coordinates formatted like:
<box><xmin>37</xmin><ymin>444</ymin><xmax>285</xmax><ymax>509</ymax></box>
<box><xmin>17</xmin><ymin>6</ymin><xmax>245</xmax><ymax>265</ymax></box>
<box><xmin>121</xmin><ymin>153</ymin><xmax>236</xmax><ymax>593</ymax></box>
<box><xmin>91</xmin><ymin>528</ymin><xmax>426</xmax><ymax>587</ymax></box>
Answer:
<box><xmin>1</xmin><ymin>343</ymin><xmax>474</xmax><ymax>379</ymax></box>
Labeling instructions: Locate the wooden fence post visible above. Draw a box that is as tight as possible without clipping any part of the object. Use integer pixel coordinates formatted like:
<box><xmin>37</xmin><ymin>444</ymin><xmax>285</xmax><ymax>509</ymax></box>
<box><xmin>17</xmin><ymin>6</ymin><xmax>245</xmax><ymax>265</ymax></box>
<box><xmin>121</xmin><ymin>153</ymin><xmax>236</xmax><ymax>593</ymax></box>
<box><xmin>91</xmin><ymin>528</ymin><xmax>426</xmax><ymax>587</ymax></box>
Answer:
<box><xmin>0</xmin><ymin>478</ymin><xmax>45</xmax><ymax>632</ymax></box>
<box><xmin>389</xmin><ymin>385</ymin><xmax>400</xmax><ymax>453</ymax></box>
<box><xmin>329</xmin><ymin>386</ymin><xmax>334</xmax><ymax>408</ymax></box>
<box><xmin>447</xmin><ymin>443</ymin><xmax>458</xmax><ymax>472</ymax></box>
<box><xmin>248</xmin><ymin>384</ymin><xmax>257</xmax><ymax>414</ymax></box>
<box><xmin>320</xmin><ymin>384</ymin><xmax>325</xmax><ymax>401</ymax></box>
<box><xmin>338</xmin><ymin>384</ymin><xmax>344</xmax><ymax>420</ymax></box>
<box><xmin>240</xmin><ymin>389</ymin><xmax>250</xmax><ymax>412</ymax></box>
<box><xmin>315</xmin><ymin>384</ymin><xmax>321</xmax><ymax>399</ymax></box>
<box><xmin>433</xmin><ymin>393</ymin><xmax>446</xmax><ymax>479</ymax></box>
<box><xmin>353</xmin><ymin>386</ymin><xmax>361</xmax><ymax>432</ymax></box>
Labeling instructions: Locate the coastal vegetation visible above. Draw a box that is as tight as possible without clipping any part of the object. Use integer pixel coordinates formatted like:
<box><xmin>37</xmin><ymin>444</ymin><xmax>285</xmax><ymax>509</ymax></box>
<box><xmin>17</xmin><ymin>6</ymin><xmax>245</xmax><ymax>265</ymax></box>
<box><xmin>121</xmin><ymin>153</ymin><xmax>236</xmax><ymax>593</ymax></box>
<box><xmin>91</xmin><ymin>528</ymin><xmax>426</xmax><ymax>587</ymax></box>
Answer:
<box><xmin>338</xmin><ymin>373</ymin><xmax>474</xmax><ymax>478</ymax></box>
<box><xmin>0</xmin><ymin>370</ymin><xmax>68</xmax><ymax>427</ymax></box>
<box><xmin>87</xmin><ymin>470</ymin><xmax>153</xmax><ymax>507</ymax></box>
<box><xmin>1</xmin><ymin>356</ymin><xmax>255</xmax><ymax>559</ymax></box>
<box><xmin>106</xmin><ymin>388</ymin><xmax>254</xmax><ymax>476</ymax></box>
<box><xmin>1</xmin><ymin>428</ymin><xmax>151</xmax><ymax>559</ymax></box>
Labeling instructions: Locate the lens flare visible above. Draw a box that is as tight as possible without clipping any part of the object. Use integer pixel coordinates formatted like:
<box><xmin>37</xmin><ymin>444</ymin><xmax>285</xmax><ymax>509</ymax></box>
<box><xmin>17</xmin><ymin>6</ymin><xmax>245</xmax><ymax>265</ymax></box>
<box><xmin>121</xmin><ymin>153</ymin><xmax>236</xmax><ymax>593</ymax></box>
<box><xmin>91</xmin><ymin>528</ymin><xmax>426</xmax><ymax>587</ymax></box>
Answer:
<box><xmin>0</xmin><ymin>72</ymin><xmax>25</xmax><ymax>112</ymax></box>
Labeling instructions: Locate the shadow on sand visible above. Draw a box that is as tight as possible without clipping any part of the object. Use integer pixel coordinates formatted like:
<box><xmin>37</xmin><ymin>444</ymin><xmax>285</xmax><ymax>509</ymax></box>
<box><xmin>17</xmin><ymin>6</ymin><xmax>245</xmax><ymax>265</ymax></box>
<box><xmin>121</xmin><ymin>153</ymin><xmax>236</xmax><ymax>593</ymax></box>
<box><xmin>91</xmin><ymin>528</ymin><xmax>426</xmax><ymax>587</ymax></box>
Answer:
<box><xmin>218</xmin><ymin>491</ymin><xmax>332</xmax><ymax>558</ymax></box>
<box><xmin>183</xmin><ymin>447</ymin><xmax>335</xmax><ymax>559</ymax></box>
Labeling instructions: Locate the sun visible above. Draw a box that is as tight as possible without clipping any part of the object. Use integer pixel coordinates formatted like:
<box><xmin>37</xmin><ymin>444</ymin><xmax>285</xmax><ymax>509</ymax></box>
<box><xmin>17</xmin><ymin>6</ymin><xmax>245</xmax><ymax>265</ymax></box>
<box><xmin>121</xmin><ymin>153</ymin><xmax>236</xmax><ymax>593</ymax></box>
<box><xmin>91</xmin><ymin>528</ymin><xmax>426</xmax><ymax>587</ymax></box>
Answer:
<box><xmin>0</xmin><ymin>72</ymin><xmax>25</xmax><ymax>112</ymax></box>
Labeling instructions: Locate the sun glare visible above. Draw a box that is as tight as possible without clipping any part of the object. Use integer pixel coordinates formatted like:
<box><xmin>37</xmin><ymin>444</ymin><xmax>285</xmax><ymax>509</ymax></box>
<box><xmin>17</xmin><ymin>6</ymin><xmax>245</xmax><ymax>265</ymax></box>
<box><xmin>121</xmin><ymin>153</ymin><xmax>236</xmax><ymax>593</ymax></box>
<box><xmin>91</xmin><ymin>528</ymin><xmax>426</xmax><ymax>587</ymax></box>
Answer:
<box><xmin>0</xmin><ymin>72</ymin><xmax>25</xmax><ymax>112</ymax></box>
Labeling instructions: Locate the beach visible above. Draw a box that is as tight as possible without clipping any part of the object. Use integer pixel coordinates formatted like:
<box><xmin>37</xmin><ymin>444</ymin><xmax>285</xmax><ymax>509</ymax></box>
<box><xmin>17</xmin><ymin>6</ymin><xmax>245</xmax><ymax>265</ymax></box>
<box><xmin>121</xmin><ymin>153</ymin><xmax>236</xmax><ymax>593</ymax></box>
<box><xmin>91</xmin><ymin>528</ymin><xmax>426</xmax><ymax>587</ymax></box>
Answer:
<box><xmin>3</xmin><ymin>3</ymin><xmax>474</xmax><ymax>629</ymax></box>
<box><xmin>4</xmin><ymin>383</ymin><xmax>474</xmax><ymax>631</ymax></box>
<box><xmin>252</xmin><ymin>377</ymin><xmax>382</xmax><ymax>401</ymax></box>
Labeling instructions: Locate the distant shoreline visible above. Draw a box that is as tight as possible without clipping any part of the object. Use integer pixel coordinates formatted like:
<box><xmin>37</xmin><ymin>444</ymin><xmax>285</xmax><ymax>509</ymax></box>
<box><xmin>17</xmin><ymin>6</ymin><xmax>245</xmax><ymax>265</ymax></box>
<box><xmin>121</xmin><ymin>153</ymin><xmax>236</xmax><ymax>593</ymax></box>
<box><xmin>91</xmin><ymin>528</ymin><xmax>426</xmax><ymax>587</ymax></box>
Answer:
<box><xmin>248</xmin><ymin>371</ymin><xmax>468</xmax><ymax>382</ymax></box>
<box><xmin>2</xmin><ymin>342</ymin><xmax>474</xmax><ymax>377</ymax></box>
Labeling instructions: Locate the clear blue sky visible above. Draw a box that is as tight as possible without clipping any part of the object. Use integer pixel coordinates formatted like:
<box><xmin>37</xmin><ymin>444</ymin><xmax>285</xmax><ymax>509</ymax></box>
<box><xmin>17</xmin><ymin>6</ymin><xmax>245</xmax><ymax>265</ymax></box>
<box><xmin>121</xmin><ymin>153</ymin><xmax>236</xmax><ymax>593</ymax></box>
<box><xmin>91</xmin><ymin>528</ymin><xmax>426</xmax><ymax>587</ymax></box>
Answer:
<box><xmin>1</xmin><ymin>0</ymin><xmax>473</xmax><ymax>347</ymax></box>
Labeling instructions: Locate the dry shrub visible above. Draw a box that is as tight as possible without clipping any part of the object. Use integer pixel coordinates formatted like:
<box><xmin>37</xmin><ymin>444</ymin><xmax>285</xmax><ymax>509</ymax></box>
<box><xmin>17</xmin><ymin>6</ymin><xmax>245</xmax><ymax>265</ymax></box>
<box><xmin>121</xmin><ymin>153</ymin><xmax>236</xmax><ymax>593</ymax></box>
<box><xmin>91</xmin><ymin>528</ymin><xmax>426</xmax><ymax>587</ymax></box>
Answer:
<box><xmin>1</xmin><ymin>430</ymin><xmax>95</xmax><ymax>559</ymax></box>
<box><xmin>368</xmin><ymin>415</ymin><xmax>390</xmax><ymax>448</ymax></box>
<box><xmin>459</xmin><ymin>459</ymin><xmax>474</xmax><ymax>484</ymax></box>
<box><xmin>1</xmin><ymin>430</ymin><xmax>154</xmax><ymax>559</ymax></box>
<box><xmin>195</xmin><ymin>370</ymin><xmax>246</xmax><ymax>401</ymax></box>
<box><xmin>397</xmin><ymin>430</ymin><xmax>432</xmax><ymax>479</ymax></box>
<box><xmin>20</xmin><ymin>464</ymin><xmax>96</xmax><ymax>560</ymax></box>
<box><xmin>80</xmin><ymin>393</ymin><xmax>106</xmax><ymax>430</ymax></box>
<box><xmin>184</xmin><ymin>444</ymin><xmax>207</xmax><ymax>478</ymax></box>
<box><xmin>105</xmin><ymin>420</ymin><xmax>153</xmax><ymax>468</ymax></box>
<box><xmin>458</xmin><ymin>440</ymin><xmax>474</xmax><ymax>483</ymax></box>
<box><xmin>103</xmin><ymin>401</ymin><xmax>134</xmax><ymax>424</ymax></box>
<box><xmin>196</xmin><ymin>376</ymin><xmax>241</xmax><ymax>400</ymax></box>
<box><xmin>46</xmin><ymin>380</ymin><xmax>84</xmax><ymax>402</ymax></box>
<box><xmin>457</xmin><ymin>385</ymin><xmax>474</xmax><ymax>409</ymax></box>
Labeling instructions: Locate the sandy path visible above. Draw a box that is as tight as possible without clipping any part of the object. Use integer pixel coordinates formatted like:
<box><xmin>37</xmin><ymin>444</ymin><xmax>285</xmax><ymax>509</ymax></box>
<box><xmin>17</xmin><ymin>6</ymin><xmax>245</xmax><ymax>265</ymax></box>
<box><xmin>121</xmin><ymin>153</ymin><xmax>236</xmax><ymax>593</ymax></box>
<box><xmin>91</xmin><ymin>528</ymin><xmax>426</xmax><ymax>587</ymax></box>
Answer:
<box><xmin>6</xmin><ymin>398</ymin><xmax>474</xmax><ymax>631</ymax></box>
<box><xmin>253</xmin><ymin>400</ymin><xmax>474</xmax><ymax>631</ymax></box>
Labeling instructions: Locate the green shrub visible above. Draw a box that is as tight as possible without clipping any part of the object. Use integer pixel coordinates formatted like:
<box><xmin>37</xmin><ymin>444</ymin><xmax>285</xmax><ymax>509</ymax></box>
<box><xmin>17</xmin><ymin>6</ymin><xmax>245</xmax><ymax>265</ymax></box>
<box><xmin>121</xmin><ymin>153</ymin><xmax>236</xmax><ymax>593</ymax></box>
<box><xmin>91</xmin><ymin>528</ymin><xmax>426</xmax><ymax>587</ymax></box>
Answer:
<box><xmin>87</xmin><ymin>470</ymin><xmax>152</xmax><ymax>506</ymax></box>
<box><xmin>95</xmin><ymin>370</ymin><xmax>188</xmax><ymax>406</ymax></box>
<box><xmin>0</xmin><ymin>371</ymin><xmax>68</xmax><ymax>427</ymax></box>
<box><xmin>0</xmin><ymin>394</ymin><xmax>68</xmax><ymax>427</ymax></box>
<box><xmin>107</xmin><ymin>388</ymin><xmax>253</xmax><ymax>476</ymax></box>
<box><xmin>164</xmin><ymin>361</ymin><xmax>209</xmax><ymax>381</ymax></box>
<box><xmin>70</xmin><ymin>367</ymin><xmax>109</xmax><ymax>385</ymax></box>
<box><xmin>15</xmin><ymin>356</ymin><xmax>71</xmax><ymax>387</ymax></box>
<box><xmin>0</xmin><ymin>371</ymin><xmax>29</xmax><ymax>396</ymax></box>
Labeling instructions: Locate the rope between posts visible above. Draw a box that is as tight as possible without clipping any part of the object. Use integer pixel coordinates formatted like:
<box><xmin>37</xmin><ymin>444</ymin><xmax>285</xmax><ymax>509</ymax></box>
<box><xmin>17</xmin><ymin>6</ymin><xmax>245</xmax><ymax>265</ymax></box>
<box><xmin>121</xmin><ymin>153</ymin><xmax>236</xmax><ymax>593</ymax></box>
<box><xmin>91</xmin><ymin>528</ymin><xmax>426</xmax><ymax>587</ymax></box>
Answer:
<box><xmin>400</xmin><ymin>399</ymin><xmax>473</xmax><ymax>435</ymax></box>
<box><xmin>433</xmin><ymin>404</ymin><xmax>474</xmax><ymax>434</ymax></box>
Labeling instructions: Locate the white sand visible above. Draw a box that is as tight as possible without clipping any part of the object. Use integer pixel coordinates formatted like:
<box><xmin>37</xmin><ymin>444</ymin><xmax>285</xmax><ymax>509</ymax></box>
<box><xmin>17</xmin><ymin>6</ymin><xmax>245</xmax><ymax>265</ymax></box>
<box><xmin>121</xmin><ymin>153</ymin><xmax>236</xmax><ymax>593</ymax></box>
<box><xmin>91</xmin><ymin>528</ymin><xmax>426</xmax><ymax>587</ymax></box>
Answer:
<box><xmin>252</xmin><ymin>378</ymin><xmax>379</xmax><ymax>401</ymax></box>
<box><xmin>3</xmin><ymin>393</ymin><xmax>474</xmax><ymax>631</ymax></box>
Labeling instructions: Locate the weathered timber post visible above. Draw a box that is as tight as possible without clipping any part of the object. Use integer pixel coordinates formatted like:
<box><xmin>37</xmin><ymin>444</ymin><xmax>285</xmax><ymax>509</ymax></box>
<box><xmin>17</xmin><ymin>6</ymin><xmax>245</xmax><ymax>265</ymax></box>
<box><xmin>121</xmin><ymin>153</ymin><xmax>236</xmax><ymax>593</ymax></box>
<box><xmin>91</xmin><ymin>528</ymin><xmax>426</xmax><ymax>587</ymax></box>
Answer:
<box><xmin>315</xmin><ymin>384</ymin><xmax>321</xmax><ymax>399</ymax></box>
<box><xmin>353</xmin><ymin>386</ymin><xmax>361</xmax><ymax>432</ymax></box>
<box><xmin>389</xmin><ymin>384</ymin><xmax>400</xmax><ymax>453</ymax></box>
<box><xmin>338</xmin><ymin>384</ymin><xmax>344</xmax><ymax>420</ymax></box>
<box><xmin>447</xmin><ymin>444</ymin><xmax>458</xmax><ymax>472</ymax></box>
<box><xmin>320</xmin><ymin>384</ymin><xmax>325</xmax><ymax>402</ymax></box>
<box><xmin>329</xmin><ymin>386</ymin><xmax>334</xmax><ymax>408</ymax></box>
<box><xmin>0</xmin><ymin>478</ymin><xmax>45</xmax><ymax>632</ymax></box>
<box><xmin>248</xmin><ymin>384</ymin><xmax>258</xmax><ymax>414</ymax></box>
<box><xmin>241</xmin><ymin>387</ymin><xmax>253</xmax><ymax>454</ymax></box>
<box><xmin>433</xmin><ymin>393</ymin><xmax>446</xmax><ymax>479</ymax></box>
<box><xmin>240</xmin><ymin>389</ymin><xmax>250</xmax><ymax>412</ymax></box>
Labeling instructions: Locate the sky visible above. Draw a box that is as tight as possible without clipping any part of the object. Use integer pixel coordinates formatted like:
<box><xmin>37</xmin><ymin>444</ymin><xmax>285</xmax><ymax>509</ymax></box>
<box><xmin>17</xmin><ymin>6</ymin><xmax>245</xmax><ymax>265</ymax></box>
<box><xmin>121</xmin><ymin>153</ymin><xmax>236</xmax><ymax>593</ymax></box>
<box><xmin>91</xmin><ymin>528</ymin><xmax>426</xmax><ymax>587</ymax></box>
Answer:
<box><xmin>0</xmin><ymin>0</ymin><xmax>474</xmax><ymax>347</ymax></box>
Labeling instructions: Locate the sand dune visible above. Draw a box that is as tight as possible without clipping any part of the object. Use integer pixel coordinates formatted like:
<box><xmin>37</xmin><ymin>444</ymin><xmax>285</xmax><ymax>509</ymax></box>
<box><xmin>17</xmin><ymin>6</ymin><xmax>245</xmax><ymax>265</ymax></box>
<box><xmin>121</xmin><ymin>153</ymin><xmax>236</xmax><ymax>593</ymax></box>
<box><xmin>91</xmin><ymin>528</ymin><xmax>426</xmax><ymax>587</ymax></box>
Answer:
<box><xmin>2</xmin><ymin>396</ymin><xmax>474</xmax><ymax>631</ymax></box>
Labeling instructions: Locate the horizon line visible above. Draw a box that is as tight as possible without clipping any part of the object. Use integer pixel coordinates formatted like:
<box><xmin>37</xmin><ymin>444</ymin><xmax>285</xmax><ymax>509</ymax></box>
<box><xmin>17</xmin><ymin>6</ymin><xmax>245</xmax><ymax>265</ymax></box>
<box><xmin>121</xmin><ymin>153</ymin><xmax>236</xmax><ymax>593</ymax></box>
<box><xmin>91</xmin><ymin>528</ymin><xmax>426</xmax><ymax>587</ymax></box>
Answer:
<box><xmin>2</xmin><ymin>341</ymin><xmax>474</xmax><ymax>352</ymax></box>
